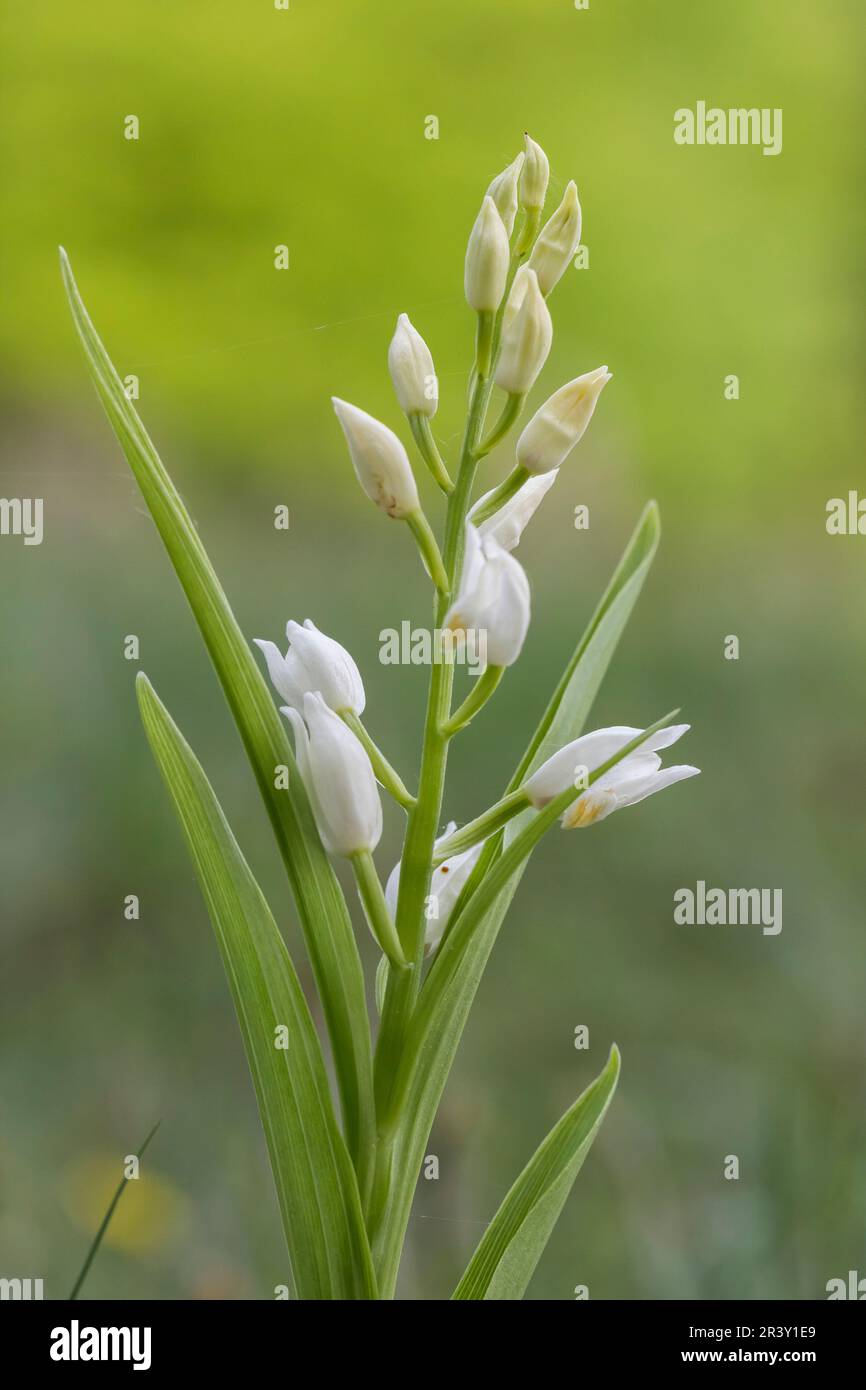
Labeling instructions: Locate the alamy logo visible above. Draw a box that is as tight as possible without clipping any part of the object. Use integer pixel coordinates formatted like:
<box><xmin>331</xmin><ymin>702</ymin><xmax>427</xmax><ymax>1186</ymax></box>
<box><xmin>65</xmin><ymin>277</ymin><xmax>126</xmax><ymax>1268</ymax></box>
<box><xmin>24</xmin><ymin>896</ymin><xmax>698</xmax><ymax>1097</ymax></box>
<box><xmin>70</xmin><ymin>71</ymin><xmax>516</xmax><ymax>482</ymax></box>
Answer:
<box><xmin>379</xmin><ymin>621</ymin><xmax>487</xmax><ymax>676</ymax></box>
<box><xmin>826</xmin><ymin>1270</ymin><xmax>866</xmax><ymax>1299</ymax></box>
<box><xmin>674</xmin><ymin>881</ymin><xmax>782</xmax><ymax>936</ymax></box>
<box><xmin>674</xmin><ymin>102</ymin><xmax>782</xmax><ymax>156</ymax></box>
<box><xmin>0</xmin><ymin>497</ymin><xmax>43</xmax><ymax>545</ymax></box>
<box><xmin>0</xmin><ymin>1276</ymin><xmax>43</xmax><ymax>1299</ymax></box>
<box><xmin>50</xmin><ymin>1320</ymin><xmax>152</xmax><ymax>1371</ymax></box>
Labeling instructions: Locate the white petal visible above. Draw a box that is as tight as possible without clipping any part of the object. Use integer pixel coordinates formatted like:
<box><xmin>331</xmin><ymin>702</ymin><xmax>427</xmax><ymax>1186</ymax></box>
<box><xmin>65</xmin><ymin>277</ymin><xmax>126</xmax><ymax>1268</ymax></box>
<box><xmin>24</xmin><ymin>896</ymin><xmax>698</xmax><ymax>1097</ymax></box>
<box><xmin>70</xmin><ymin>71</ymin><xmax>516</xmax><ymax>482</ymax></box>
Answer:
<box><xmin>612</xmin><ymin>763</ymin><xmax>700</xmax><ymax>810</ymax></box>
<box><xmin>470</xmin><ymin>471</ymin><xmax>558</xmax><ymax>551</ymax></box>
<box><xmin>284</xmin><ymin>618</ymin><xmax>366</xmax><ymax>715</ymax></box>
<box><xmin>524</xmin><ymin>724</ymin><xmax>691</xmax><ymax>807</ymax></box>
<box><xmin>254</xmin><ymin>638</ymin><xmax>301</xmax><ymax>707</ymax></box>
<box><xmin>298</xmin><ymin>692</ymin><xmax>382</xmax><ymax>855</ymax></box>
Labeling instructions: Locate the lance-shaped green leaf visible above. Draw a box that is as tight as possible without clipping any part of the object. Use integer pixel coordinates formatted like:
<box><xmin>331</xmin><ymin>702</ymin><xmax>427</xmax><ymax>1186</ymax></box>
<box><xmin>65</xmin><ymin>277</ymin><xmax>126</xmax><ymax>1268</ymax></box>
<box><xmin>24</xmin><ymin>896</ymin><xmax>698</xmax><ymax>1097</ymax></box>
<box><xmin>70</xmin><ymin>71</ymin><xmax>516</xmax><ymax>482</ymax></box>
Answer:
<box><xmin>372</xmin><ymin>716</ymin><xmax>676</xmax><ymax>1292</ymax></box>
<box><xmin>517</xmin><ymin>498</ymin><xmax>661</xmax><ymax>784</ymax></box>
<box><xmin>452</xmin><ymin>1045</ymin><xmax>620</xmax><ymax>1300</ymax></box>
<box><xmin>137</xmin><ymin>673</ymin><xmax>377</xmax><ymax>1300</ymax></box>
<box><xmin>59</xmin><ymin>249</ymin><xmax>374</xmax><ymax>1172</ymax></box>
<box><xmin>368</xmin><ymin>513</ymin><xmax>664</xmax><ymax>1289</ymax></box>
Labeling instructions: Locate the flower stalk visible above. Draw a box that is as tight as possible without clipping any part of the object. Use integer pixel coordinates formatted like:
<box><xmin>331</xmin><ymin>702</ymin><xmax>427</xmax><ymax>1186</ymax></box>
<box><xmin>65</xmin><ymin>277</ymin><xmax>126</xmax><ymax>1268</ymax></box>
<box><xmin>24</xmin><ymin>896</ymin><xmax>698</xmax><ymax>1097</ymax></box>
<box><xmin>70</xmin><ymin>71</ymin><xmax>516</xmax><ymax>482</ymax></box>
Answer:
<box><xmin>431</xmin><ymin>789</ymin><xmax>531</xmax><ymax>863</ymax></box>
<box><xmin>351</xmin><ymin>851</ymin><xmax>409</xmax><ymax>970</ymax></box>
<box><xmin>441</xmin><ymin>664</ymin><xmax>505</xmax><ymax>737</ymax></box>
<box><xmin>340</xmin><ymin>710</ymin><xmax>416</xmax><ymax>810</ymax></box>
<box><xmin>408</xmin><ymin>413</ymin><xmax>454</xmax><ymax>494</ymax></box>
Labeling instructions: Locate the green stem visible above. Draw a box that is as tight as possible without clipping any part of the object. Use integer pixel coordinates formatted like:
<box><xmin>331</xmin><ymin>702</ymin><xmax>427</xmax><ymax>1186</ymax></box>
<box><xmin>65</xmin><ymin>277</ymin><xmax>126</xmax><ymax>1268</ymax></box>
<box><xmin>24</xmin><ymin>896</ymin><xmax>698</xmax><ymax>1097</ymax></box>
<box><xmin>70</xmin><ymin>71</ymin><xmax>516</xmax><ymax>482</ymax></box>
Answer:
<box><xmin>351</xmin><ymin>851</ymin><xmax>409</xmax><ymax>970</ymax></box>
<box><xmin>368</xmin><ymin>340</ymin><xmax>498</xmax><ymax>1256</ymax></box>
<box><xmin>469</xmin><ymin>465</ymin><xmax>530</xmax><ymax>527</ymax></box>
<box><xmin>342</xmin><ymin>712</ymin><xmax>416</xmax><ymax>810</ymax></box>
<box><xmin>475</xmin><ymin>310</ymin><xmax>494</xmax><ymax>378</ymax></box>
<box><xmin>441</xmin><ymin>664</ymin><xmax>505</xmax><ymax>737</ymax></box>
<box><xmin>478</xmin><ymin>393</ymin><xmax>525</xmax><ymax>456</ymax></box>
<box><xmin>432</xmin><ymin>789</ymin><xmax>530</xmax><ymax>864</ymax></box>
<box><xmin>409</xmin><ymin>414</ymin><xmax>454</xmax><ymax>494</ymax></box>
<box><xmin>406</xmin><ymin>508</ymin><xmax>450</xmax><ymax>596</ymax></box>
<box><xmin>69</xmin><ymin>1122</ymin><xmax>160</xmax><ymax>1300</ymax></box>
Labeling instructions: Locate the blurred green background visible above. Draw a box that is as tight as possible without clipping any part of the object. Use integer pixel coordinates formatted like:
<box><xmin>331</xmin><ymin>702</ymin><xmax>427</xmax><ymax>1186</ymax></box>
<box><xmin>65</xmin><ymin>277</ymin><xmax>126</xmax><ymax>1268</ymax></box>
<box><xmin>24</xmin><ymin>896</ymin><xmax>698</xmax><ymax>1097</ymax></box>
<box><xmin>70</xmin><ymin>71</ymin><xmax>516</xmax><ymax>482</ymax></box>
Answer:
<box><xmin>2</xmin><ymin>0</ymin><xmax>864</xmax><ymax>1300</ymax></box>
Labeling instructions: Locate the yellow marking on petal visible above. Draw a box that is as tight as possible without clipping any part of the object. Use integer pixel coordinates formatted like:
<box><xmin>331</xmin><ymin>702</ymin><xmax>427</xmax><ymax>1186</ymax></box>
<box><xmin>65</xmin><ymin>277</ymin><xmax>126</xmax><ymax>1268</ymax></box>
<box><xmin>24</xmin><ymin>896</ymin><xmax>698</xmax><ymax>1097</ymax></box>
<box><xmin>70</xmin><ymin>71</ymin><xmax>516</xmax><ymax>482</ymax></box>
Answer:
<box><xmin>562</xmin><ymin>791</ymin><xmax>614</xmax><ymax>828</ymax></box>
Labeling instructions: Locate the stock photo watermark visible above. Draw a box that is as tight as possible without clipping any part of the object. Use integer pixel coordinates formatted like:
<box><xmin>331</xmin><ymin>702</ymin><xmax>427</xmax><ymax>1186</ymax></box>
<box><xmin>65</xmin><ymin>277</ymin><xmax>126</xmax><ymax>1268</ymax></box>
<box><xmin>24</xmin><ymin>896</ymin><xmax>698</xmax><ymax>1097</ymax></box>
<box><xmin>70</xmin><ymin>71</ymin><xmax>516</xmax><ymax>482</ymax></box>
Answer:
<box><xmin>674</xmin><ymin>102</ymin><xmax>783</xmax><ymax>156</ymax></box>
<box><xmin>379</xmin><ymin>621</ymin><xmax>488</xmax><ymax>676</ymax></box>
<box><xmin>674</xmin><ymin>881</ymin><xmax>783</xmax><ymax>935</ymax></box>
<box><xmin>0</xmin><ymin>497</ymin><xmax>43</xmax><ymax>545</ymax></box>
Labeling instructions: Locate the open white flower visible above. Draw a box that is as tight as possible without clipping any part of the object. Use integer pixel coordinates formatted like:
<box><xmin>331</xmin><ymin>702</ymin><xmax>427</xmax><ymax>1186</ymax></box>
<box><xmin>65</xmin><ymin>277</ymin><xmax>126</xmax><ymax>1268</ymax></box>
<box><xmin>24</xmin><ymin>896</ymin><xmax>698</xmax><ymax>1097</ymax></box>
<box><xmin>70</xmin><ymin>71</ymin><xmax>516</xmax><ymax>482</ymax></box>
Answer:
<box><xmin>283</xmin><ymin>692</ymin><xmax>382</xmax><ymax>856</ymax></box>
<box><xmin>332</xmin><ymin>398</ymin><xmax>419</xmax><ymax>519</ymax></box>
<box><xmin>524</xmin><ymin>724</ymin><xmax>699</xmax><ymax>827</ymax></box>
<box><xmin>445</xmin><ymin>525</ymin><xmax>530</xmax><ymax>667</ymax></box>
<box><xmin>255</xmin><ymin>619</ymin><xmax>365</xmax><ymax>716</ymax></box>
<box><xmin>388</xmin><ymin>314</ymin><xmax>438</xmax><ymax>417</ymax></box>
<box><xmin>528</xmin><ymin>180</ymin><xmax>582</xmax><ymax>295</ymax></box>
<box><xmin>386</xmin><ymin>822</ymin><xmax>483</xmax><ymax>952</ymax></box>
<box><xmin>469</xmin><ymin>471</ymin><xmax>558</xmax><ymax>551</ymax></box>
<box><xmin>516</xmin><ymin>366</ymin><xmax>612</xmax><ymax>475</ymax></box>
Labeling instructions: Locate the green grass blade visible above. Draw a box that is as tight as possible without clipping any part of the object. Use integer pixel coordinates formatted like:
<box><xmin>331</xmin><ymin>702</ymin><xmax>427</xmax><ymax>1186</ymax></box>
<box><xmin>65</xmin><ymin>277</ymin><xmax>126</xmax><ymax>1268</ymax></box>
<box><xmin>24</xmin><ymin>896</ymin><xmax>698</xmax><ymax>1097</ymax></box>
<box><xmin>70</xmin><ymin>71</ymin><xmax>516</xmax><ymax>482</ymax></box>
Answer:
<box><xmin>452</xmin><ymin>1047</ymin><xmax>620</xmax><ymax>1299</ymax></box>
<box><xmin>59</xmin><ymin>248</ymin><xmax>374</xmax><ymax>1170</ymax></box>
<box><xmin>68</xmin><ymin>1121</ymin><xmax>161</xmax><ymax>1300</ymax></box>
<box><xmin>137</xmin><ymin>674</ymin><xmax>377</xmax><ymax>1300</ymax></box>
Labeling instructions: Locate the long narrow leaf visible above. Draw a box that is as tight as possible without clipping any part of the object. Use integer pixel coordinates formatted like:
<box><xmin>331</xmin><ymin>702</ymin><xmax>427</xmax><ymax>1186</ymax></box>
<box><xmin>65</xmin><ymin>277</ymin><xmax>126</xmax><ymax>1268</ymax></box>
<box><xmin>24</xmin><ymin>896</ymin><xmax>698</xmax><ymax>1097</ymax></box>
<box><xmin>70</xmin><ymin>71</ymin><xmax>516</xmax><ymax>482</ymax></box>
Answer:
<box><xmin>513</xmin><ymin>500</ymin><xmax>660</xmax><ymax>785</ymax></box>
<box><xmin>452</xmin><ymin>1046</ymin><xmax>620</xmax><ymax>1299</ymax></box>
<box><xmin>137</xmin><ymin>673</ymin><xmax>377</xmax><ymax>1300</ymax></box>
<box><xmin>371</xmin><ymin>514</ymin><xmax>662</xmax><ymax>1290</ymax></box>
<box><xmin>60</xmin><ymin>249</ymin><xmax>374</xmax><ymax>1169</ymax></box>
<box><xmin>373</xmin><ymin>713</ymin><xmax>674</xmax><ymax>1291</ymax></box>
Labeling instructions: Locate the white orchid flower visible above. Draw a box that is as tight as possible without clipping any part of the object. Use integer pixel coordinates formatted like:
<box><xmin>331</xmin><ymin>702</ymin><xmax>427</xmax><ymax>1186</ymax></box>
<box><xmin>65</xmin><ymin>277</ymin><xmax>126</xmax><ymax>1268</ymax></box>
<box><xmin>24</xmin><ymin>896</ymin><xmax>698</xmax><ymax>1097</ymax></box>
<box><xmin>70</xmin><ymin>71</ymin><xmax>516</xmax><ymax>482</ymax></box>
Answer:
<box><xmin>470</xmin><ymin>471</ymin><xmax>558</xmax><ymax>551</ymax></box>
<box><xmin>255</xmin><ymin>619</ymin><xmax>365</xmax><ymax>716</ymax></box>
<box><xmin>332</xmin><ymin>397</ymin><xmax>419</xmax><ymax>519</ymax></box>
<box><xmin>283</xmin><ymin>692</ymin><xmax>382</xmax><ymax>856</ymax></box>
<box><xmin>528</xmin><ymin>180</ymin><xmax>582</xmax><ymax>295</ymax></box>
<box><xmin>524</xmin><ymin>724</ymin><xmax>699</xmax><ymax>827</ymax></box>
<box><xmin>494</xmin><ymin>269</ymin><xmax>552</xmax><ymax>396</ymax></box>
<box><xmin>388</xmin><ymin>314</ymin><xmax>438</xmax><ymax>418</ymax></box>
<box><xmin>464</xmin><ymin>195</ymin><xmax>510</xmax><ymax>313</ymax></box>
<box><xmin>516</xmin><ymin>367</ymin><xmax>612</xmax><ymax>475</ymax></box>
<box><xmin>386</xmin><ymin>822</ymin><xmax>483</xmax><ymax>952</ymax></box>
<box><xmin>445</xmin><ymin>525</ymin><xmax>531</xmax><ymax>668</ymax></box>
<box><xmin>518</xmin><ymin>134</ymin><xmax>550</xmax><ymax>212</ymax></box>
<box><xmin>485</xmin><ymin>152</ymin><xmax>524</xmax><ymax>237</ymax></box>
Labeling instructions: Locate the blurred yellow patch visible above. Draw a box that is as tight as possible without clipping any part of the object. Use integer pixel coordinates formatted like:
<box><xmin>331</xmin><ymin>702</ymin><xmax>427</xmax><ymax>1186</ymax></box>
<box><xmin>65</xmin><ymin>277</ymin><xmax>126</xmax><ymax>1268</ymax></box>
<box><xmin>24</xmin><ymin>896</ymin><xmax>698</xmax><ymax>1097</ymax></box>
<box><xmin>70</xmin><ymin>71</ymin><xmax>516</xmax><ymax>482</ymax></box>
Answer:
<box><xmin>63</xmin><ymin>1153</ymin><xmax>188</xmax><ymax>1253</ymax></box>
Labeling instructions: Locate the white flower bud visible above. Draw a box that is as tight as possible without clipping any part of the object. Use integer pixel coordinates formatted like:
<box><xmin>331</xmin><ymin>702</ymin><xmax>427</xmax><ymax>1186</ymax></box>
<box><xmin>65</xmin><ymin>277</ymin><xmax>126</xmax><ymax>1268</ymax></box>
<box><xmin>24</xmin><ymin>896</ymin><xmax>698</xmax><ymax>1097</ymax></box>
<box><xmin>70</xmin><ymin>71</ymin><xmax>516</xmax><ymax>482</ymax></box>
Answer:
<box><xmin>469</xmin><ymin>471</ymin><xmax>558</xmax><ymax>551</ymax></box>
<box><xmin>445</xmin><ymin>526</ymin><xmax>530</xmax><ymax>667</ymax></box>
<box><xmin>464</xmin><ymin>195</ymin><xmax>509</xmax><ymax>313</ymax></box>
<box><xmin>528</xmin><ymin>180</ymin><xmax>582</xmax><ymax>295</ymax></box>
<box><xmin>385</xmin><ymin>822</ymin><xmax>484</xmax><ymax>953</ymax></box>
<box><xmin>283</xmin><ymin>692</ymin><xmax>382</xmax><ymax>857</ymax></box>
<box><xmin>516</xmin><ymin>367</ymin><xmax>612</xmax><ymax>475</ymax></box>
<box><xmin>500</xmin><ymin>264</ymin><xmax>532</xmax><ymax>339</ymax></box>
<box><xmin>254</xmin><ymin>619</ymin><xmax>365</xmax><ymax>716</ymax></box>
<box><xmin>494</xmin><ymin>269</ymin><xmax>552</xmax><ymax>396</ymax></box>
<box><xmin>388</xmin><ymin>313</ymin><xmax>438</xmax><ymax>417</ymax></box>
<box><xmin>485</xmin><ymin>152</ymin><xmax>524</xmax><ymax>237</ymax></box>
<box><xmin>518</xmin><ymin>134</ymin><xmax>549</xmax><ymax>211</ymax></box>
<box><xmin>332</xmin><ymin>398</ymin><xmax>419</xmax><ymax>519</ymax></box>
<box><xmin>523</xmin><ymin>724</ymin><xmax>698</xmax><ymax>828</ymax></box>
